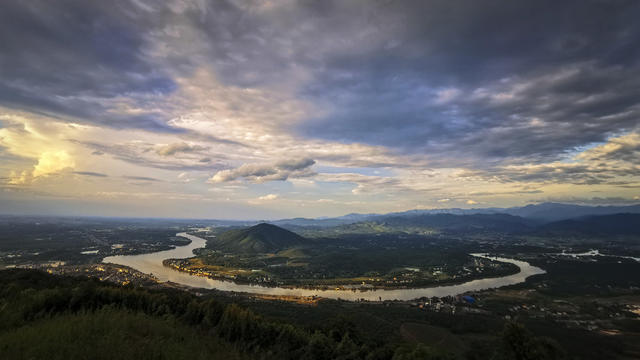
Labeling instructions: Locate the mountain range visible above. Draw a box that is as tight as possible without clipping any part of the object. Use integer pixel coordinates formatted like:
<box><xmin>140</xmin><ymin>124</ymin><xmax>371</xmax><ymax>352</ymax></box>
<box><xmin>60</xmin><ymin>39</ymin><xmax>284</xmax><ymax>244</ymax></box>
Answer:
<box><xmin>272</xmin><ymin>202</ymin><xmax>640</xmax><ymax>227</ymax></box>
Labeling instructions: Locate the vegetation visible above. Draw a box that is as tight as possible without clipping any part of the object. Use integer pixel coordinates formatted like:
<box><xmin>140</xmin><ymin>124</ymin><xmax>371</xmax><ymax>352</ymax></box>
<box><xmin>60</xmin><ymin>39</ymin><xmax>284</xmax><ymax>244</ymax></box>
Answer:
<box><xmin>209</xmin><ymin>223</ymin><xmax>310</xmax><ymax>254</ymax></box>
<box><xmin>0</xmin><ymin>269</ymin><xmax>413</xmax><ymax>359</ymax></box>
<box><xmin>0</xmin><ymin>269</ymin><xmax>571</xmax><ymax>359</ymax></box>
<box><xmin>2</xmin><ymin>210</ymin><xmax>639</xmax><ymax>359</ymax></box>
<box><xmin>190</xmin><ymin>232</ymin><xmax>518</xmax><ymax>288</ymax></box>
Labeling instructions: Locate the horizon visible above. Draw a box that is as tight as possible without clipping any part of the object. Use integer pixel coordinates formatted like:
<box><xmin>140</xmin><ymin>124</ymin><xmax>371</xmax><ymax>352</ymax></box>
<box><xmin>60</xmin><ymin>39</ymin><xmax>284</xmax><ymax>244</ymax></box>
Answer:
<box><xmin>1</xmin><ymin>201</ymin><xmax>639</xmax><ymax>222</ymax></box>
<box><xmin>1</xmin><ymin>1</ymin><xmax>639</xmax><ymax>219</ymax></box>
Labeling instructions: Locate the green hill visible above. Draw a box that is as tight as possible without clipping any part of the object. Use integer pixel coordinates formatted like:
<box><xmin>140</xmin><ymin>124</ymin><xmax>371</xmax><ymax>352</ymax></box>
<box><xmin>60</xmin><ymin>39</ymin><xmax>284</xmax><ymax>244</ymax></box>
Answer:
<box><xmin>210</xmin><ymin>223</ymin><xmax>308</xmax><ymax>253</ymax></box>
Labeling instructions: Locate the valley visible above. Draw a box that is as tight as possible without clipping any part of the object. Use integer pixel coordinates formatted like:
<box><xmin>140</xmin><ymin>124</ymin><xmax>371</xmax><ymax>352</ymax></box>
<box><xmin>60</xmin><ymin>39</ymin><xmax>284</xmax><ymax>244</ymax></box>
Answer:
<box><xmin>1</xmin><ymin>203</ymin><xmax>639</xmax><ymax>359</ymax></box>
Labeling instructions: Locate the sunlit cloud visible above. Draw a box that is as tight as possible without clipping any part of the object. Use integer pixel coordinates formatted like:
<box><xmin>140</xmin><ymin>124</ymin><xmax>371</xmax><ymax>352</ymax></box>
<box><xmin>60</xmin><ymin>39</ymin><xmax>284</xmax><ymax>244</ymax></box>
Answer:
<box><xmin>258</xmin><ymin>194</ymin><xmax>278</xmax><ymax>201</ymax></box>
<box><xmin>1</xmin><ymin>1</ymin><xmax>639</xmax><ymax>218</ymax></box>
<box><xmin>32</xmin><ymin>151</ymin><xmax>74</xmax><ymax>178</ymax></box>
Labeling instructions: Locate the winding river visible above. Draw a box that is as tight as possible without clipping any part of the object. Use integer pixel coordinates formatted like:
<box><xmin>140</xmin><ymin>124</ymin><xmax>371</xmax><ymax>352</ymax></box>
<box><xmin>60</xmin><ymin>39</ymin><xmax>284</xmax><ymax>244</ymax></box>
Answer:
<box><xmin>103</xmin><ymin>232</ymin><xmax>546</xmax><ymax>301</ymax></box>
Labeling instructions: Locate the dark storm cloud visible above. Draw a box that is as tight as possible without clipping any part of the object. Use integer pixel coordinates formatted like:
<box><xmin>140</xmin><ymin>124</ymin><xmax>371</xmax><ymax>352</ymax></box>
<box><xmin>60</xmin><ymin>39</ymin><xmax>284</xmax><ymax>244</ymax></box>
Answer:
<box><xmin>0</xmin><ymin>0</ymin><xmax>177</xmax><ymax>131</ymax></box>
<box><xmin>138</xmin><ymin>0</ymin><xmax>640</xmax><ymax>167</ymax></box>
<box><xmin>3</xmin><ymin>0</ymin><xmax>640</xmax><ymax>172</ymax></box>
<box><xmin>286</xmin><ymin>0</ymin><xmax>640</xmax><ymax>165</ymax></box>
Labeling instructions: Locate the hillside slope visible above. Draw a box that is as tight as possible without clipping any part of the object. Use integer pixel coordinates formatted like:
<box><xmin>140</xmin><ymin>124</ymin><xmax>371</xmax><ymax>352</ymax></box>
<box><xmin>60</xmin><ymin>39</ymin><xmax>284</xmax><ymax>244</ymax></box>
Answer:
<box><xmin>537</xmin><ymin>213</ymin><xmax>640</xmax><ymax>236</ymax></box>
<box><xmin>210</xmin><ymin>223</ymin><xmax>308</xmax><ymax>253</ymax></box>
<box><xmin>376</xmin><ymin>213</ymin><xmax>537</xmax><ymax>233</ymax></box>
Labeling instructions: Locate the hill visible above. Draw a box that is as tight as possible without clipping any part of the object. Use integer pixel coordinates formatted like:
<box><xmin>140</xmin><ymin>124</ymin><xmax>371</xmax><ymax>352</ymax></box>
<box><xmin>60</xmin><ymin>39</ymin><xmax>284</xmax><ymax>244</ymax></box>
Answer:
<box><xmin>502</xmin><ymin>203</ymin><xmax>640</xmax><ymax>222</ymax></box>
<box><xmin>538</xmin><ymin>213</ymin><xmax>640</xmax><ymax>236</ymax></box>
<box><xmin>292</xmin><ymin>213</ymin><xmax>537</xmax><ymax>237</ymax></box>
<box><xmin>209</xmin><ymin>223</ymin><xmax>308</xmax><ymax>253</ymax></box>
<box><xmin>0</xmin><ymin>269</ymin><xmax>420</xmax><ymax>359</ymax></box>
<box><xmin>376</xmin><ymin>213</ymin><xmax>537</xmax><ymax>233</ymax></box>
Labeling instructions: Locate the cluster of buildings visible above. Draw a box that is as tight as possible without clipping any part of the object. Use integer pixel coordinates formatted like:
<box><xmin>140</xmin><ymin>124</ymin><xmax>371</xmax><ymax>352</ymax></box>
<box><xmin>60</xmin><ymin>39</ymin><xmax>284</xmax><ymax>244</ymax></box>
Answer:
<box><xmin>411</xmin><ymin>294</ymin><xmax>482</xmax><ymax>314</ymax></box>
<box><xmin>45</xmin><ymin>263</ymin><xmax>158</xmax><ymax>287</ymax></box>
<box><xmin>163</xmin><ymin>258</ymin><xmax>243</xmax><ymax>282</ymax></box>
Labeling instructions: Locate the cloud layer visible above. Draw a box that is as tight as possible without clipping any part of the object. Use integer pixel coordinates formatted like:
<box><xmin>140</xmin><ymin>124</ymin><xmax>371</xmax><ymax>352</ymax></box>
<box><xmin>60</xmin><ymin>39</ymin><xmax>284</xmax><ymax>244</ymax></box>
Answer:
<box><xmin>1</xmin><ymin>0</ymin><xmax>639</xmax><ymax>218</ymax></box>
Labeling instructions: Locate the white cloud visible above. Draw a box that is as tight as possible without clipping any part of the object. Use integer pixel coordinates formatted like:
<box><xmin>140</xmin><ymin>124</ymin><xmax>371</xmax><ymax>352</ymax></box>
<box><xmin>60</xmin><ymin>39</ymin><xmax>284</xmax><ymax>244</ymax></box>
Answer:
<box><xmin>156</xmin><ymin>142</ymin><xmax>207</xmax><ymax>156</ymax></box>
<box><xmin>8</xmin><ymin>171</ymin><xmax>29</xmax><ymax>185</ymax></box>
<box><xmin>209</xmin><ymin>158</ymin><xmax>315</xmax><ymax>183</ymax></box>
<box><xmin>258</xmin><ymin>194</ymin><xmax>278</xmax><ymax>201</ymax></box>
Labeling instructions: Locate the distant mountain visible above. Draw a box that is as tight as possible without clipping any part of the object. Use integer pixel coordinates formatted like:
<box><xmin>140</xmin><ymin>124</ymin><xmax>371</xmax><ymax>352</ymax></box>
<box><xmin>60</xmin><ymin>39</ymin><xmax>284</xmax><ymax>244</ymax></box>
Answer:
<box><xmin>381</xmin><ymin>208</ymin><xmax>500</xmax><ymax>217</ymax></box>
<box><xmin>331</xmin><ymin>213</ymin><xmax>380</xmax><ymax>221</ymax></box>
<box><xmin>271</xmin><ymin>213</ymin><xmax>379</xmax><ymax>228</ymax></box>
<box><xmin>502</xmin><ymin>203</ymin><xmax>640</xmax><ymax>222</ymax></box>
<box><xmin>271</xmin><ymin>203</ymin><xmax>640</xmax><ymax>228</ymax></box>
<box><xmin>376</xmin><ymin>213</ymin><xmax>537</xmax><ymax>233</ymax></box>
<box><xmin>210</xmin><ymin>223</ymin><xmax>308</xmax><ymax>253</ymax></box>
<box><xmin>538</xmin><ymin>213</ymin><xmax>640</xmax><ymax>236</ymax></box>
<box><xmin>271</xmin><ymin>217</ymin><xmax>355</xmax><ymax>228</ymax></box>
<box><xmin>376</xmin><ymin>203</ymin><xmax>640</xmax><ymax>223</ymax></box>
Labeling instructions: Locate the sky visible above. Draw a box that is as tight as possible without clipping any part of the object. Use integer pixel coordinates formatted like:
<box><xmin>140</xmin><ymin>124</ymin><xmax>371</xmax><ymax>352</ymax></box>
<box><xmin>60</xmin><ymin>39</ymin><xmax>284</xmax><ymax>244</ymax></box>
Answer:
<box><xmin>1</xmin><ymin>0</ymin><xmax>639</xmax><ymax>219</ymax></box>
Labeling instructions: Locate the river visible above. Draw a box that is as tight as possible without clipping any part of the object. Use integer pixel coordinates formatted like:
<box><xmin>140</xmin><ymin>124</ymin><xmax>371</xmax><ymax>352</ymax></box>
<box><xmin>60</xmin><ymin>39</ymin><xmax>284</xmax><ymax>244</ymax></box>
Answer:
<box><xmin>103</xmin><ymin>232</ymin><xmax>546</xmax><ymax>301</ymax></box>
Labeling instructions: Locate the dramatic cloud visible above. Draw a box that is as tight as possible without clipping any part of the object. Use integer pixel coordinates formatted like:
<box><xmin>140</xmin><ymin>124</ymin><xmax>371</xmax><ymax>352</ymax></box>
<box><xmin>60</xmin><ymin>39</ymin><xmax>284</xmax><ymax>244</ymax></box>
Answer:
<box><xmin>9</xmin><ymin>150</ymin><xmax>75</xmax><ymax>184</ymax></box>
<box><xmin>32</xmin><ymin>151</ymin><xmax>74</xmax><ymax>177</ymax></box>
<box><xmin>209</xmin><ymin>158</ymin><xmax>316</xmax><ymax>183</ymax></box>
<box><xmin>1</xmin><ymin>0</ymin><xmax>639</xmax><ymax>218</ymax></box>
<box><xmin>0</xmin><ymin>1</ymin><xmax>177</xmax><ymax>132</ymax></box>
<box><xmin>456</xmin><ymin>132</ymin><xmax>640</xmax><ymax>186</ymax></box>
<box><xmin>295</xmin><ymin>2</ymin><xmax>639</xmax><ymax>163</ymax></box>
<box><xmin>576</xmin><ymin>132</ymin><xmax>640</xmax><ymax>164</ymax></box>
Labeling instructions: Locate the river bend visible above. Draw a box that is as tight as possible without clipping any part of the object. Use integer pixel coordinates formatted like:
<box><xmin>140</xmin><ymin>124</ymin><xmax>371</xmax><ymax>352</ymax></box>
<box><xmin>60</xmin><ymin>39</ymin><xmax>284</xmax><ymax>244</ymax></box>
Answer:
<box><xmin>103</xmin><ymin>232</ymin><xmax>545</xmax><ymax>301</ymax></box>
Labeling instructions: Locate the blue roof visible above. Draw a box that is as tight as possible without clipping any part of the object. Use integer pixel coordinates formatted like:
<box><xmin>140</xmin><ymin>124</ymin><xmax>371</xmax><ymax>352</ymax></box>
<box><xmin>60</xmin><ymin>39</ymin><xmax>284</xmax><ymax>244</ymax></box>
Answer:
<box><xmin>462</xmin><ymin>295</ymin><xmax>476</xmax><ymax>303</ymax></box>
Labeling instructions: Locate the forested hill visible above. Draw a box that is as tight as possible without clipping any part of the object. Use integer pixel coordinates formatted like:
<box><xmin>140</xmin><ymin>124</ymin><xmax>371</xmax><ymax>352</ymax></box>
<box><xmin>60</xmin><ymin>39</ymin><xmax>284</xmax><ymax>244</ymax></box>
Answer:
<box><xmin>209</xmin><ymin>223</ymin><xmax>309</xmax><ymax>253</ymax></box>
<box><xmin>375</xmin><ymin>213</ymin><xmax>536</xmax><ymax>233</ymax></box>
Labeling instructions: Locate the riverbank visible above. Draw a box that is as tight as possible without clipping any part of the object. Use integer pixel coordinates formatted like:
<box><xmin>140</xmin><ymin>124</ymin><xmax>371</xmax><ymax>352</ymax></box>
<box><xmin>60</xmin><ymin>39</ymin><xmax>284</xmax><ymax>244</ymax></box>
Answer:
<box><xmin>103</xmin><ymin>232</ymin><xmax>546</xmax><ymax>301</ymax></box>
<box><xmin>162</xmin><ymin>255</ymin><xmax>522</xmax><ymax>291</ymax></box>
